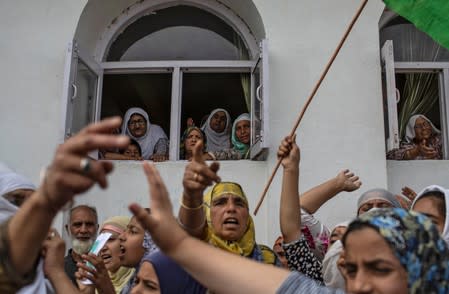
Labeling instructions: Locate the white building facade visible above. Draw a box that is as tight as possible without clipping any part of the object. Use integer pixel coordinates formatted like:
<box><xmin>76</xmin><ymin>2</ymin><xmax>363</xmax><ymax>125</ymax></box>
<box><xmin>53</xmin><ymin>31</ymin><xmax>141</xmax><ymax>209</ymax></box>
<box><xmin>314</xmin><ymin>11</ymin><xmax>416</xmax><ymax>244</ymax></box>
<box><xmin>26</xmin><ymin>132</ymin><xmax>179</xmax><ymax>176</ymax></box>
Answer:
<box><xmin>0</xmin><ymin>0</ymin><xmax>447</xmax><ymax>246</ymax></box>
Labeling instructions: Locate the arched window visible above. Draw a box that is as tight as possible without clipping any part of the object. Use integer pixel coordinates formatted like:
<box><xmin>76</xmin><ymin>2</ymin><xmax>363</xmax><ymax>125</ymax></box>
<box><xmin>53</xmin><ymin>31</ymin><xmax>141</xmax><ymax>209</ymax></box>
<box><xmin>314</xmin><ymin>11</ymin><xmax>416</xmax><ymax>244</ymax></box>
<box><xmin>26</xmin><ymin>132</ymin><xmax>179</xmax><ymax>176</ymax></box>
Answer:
<box><xmin>63</xmin><ymin>1</ymin><xmax>268</xmax><ymax>161</ymax></box>
<box><xmin>380</xmin><ymin>11</ymin><xmax>449</xmax><ymax>160</ymax></box>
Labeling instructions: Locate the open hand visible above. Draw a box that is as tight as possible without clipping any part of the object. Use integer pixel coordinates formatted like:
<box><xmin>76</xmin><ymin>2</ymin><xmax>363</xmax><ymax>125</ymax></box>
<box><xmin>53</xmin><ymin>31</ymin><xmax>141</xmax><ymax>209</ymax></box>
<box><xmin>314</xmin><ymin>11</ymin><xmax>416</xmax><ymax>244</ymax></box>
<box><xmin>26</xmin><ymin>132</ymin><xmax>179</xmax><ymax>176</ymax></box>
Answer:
<box><xmin>335</xmin><ymin>169</ymin><xmax>361</xmax><ymax>192</ymax></box>
<box><xmin>417</xmin><ymin>140</ymin><xmax>438</xmax><ymax>159</ymax></box>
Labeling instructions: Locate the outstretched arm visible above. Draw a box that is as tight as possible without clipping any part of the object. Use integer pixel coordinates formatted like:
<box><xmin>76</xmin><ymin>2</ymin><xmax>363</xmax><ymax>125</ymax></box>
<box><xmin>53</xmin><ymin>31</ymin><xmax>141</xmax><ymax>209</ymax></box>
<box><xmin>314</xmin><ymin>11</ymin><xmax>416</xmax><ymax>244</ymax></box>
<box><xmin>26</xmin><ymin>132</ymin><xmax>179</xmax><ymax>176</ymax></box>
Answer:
<box><xmin>300</xmin><ymin>169</ymin><xmax>361</xmax><ymax>214</ymax></box>
<box><xmin>131</xmin><ymin>163</ymin><xmax>290</xmax><ymax>294</ymax></box>
<box><xmin>178</xmin><ymin>141</ymin><xmax>220</xmax><ymax>239</ymax></box>
<box><xmin>278</xmin><ymin>135</ymin><xmax>301</xmax><ymax>243</ymax></box>
<box><xmin>7</xmin><ymin>117</ymin><xmax>129</xmax><ymax>277</ymax></box>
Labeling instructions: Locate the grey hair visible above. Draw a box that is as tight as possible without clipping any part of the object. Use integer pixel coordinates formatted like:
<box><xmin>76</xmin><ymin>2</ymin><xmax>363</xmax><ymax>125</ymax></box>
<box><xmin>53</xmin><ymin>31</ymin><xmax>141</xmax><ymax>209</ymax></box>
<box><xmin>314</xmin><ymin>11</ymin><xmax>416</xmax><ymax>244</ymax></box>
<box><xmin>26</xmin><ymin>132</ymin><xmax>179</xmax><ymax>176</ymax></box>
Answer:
<box><xmin>68</xmin><ymin>204</ymin><xmax>98</xmax><ymax>224</ymax></box>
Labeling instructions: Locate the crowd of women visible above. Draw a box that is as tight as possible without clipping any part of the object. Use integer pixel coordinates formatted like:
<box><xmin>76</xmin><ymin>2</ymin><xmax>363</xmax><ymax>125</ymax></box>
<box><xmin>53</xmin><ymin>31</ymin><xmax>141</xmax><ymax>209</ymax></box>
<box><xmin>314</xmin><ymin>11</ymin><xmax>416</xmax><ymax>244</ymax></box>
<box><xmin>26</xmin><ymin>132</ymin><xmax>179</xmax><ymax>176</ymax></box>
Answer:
<box><xmin>1</xmin><ymin>116</ymin><xmax>449</xmax><ymax>294</ymax></box>
<box><xmin>101</xmin><ymin>107</ymin><xmax>253</xmax><ymax>162</ymax></box>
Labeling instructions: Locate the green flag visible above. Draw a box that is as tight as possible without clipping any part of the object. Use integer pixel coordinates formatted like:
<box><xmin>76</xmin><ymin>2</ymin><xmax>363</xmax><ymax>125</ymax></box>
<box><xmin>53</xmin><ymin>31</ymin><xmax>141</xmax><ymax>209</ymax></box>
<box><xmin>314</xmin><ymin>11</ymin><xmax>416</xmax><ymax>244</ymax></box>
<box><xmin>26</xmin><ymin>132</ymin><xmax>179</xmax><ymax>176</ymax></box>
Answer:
<box><xmin>383</xmin><ymin>0</ymin><xmax>449</xmax><ymax>50</ymax></box>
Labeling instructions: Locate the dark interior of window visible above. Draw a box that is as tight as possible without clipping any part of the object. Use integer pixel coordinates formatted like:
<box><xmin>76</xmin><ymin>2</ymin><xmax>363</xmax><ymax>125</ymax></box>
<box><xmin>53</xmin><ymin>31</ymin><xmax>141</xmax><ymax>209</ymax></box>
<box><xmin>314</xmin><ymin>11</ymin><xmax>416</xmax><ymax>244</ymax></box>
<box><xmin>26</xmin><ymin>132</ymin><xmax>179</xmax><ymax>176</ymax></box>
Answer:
<box><xmin>181</xmin><ymin>72</ymin><xmax>249</xmax><ymax>133</ymax></box>
<box><xmin>395</xmin><ymin>72</ymin><xmax>441</xmax><ymax>139</ymax></box>
<box><xmin>101</xmin><ymin>73</ymin><xmax>172</xmax><ymax>136</ymax></box>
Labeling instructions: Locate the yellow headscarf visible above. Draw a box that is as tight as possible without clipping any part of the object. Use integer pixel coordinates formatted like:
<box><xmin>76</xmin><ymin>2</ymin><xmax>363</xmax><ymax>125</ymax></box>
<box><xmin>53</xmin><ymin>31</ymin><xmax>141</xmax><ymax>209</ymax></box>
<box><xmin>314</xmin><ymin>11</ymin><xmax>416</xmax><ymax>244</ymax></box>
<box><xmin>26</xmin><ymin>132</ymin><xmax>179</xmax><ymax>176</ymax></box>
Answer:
<box><xmin>203</xmin><ymin>182</ymin><xmax>256</xmax><ymax>257</ymax></box>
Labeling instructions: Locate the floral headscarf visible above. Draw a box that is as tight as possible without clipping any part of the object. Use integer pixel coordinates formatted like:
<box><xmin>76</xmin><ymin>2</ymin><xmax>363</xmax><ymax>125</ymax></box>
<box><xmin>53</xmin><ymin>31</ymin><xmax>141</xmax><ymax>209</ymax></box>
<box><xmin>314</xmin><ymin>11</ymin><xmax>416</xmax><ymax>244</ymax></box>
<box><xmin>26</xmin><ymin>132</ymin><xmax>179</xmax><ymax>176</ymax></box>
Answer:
<box><xmin>179</xmin><ymin>126</ymin><xmax>206</xmax><ymax>160</ymax></box>
<box><xmin>231</xmin><ymin>113</ymin><xmax>250</xmax><ymax>156</ymax></box>
<box><xmin>203</xmin><ymin>182</ymin><xmax>255</xmax><ymax>257</ymax></box>
<box><xmin>347</xmin><ymin>208</ymin><xmax>449</xmax><ymax>293</ymax></box>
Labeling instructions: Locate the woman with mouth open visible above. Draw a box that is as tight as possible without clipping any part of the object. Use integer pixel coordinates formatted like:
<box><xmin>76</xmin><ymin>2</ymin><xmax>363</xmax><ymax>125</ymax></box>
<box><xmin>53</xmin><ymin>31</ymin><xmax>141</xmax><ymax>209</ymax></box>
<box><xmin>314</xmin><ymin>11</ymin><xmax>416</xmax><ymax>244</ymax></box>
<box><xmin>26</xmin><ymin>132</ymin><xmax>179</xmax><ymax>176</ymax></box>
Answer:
<box><xmin>99</xmin><ymin>216</ymin><xmax>135</xmax><ymax>293</ymax></box>
<box><xmin>178</xmin><ymin>141</ymin><xmax>280</xmax><ymax>266</ymax></box>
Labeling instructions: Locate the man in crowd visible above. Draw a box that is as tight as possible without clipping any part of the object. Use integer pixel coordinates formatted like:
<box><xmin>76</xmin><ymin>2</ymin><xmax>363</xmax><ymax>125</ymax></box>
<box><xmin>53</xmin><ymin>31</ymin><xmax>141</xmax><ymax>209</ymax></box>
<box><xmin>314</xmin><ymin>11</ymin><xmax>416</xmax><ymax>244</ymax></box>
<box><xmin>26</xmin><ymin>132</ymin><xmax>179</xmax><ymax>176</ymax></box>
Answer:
<box><xmin>64</xmin><ymin>205</ymin><xmax>99</xmax><ymax>286</ymax></box>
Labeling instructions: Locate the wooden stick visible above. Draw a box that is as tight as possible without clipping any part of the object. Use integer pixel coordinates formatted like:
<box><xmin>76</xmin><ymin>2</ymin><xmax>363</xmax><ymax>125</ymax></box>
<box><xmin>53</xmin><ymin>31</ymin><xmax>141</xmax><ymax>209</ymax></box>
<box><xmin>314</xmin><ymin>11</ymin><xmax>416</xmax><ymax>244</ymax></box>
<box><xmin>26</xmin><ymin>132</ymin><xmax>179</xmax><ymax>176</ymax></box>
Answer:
<box><xmin>253</xmin><ymin>0</ymin><xmax>369</xmax><ymax>215</ymax></box>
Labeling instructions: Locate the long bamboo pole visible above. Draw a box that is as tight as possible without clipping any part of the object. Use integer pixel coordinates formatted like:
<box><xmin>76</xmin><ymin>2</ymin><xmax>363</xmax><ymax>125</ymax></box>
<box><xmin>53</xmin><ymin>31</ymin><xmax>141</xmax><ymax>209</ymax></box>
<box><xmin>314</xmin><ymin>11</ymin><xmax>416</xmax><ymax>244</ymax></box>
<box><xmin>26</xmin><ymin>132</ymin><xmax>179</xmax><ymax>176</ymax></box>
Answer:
<box><xmin>253</xmin><ymin>0</ymin><xmax>369</xmax><ymax>215</ymax></box>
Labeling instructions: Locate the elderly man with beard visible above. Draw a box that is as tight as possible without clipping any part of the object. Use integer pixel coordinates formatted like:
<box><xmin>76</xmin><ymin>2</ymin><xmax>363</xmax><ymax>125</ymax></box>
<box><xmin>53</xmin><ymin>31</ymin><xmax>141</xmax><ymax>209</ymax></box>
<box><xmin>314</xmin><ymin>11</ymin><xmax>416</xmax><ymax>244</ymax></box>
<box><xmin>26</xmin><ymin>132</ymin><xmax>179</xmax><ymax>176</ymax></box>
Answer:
<box><xmin>64</xmin><ymin>205</ymin><xmax>99</xmax><ymax>286</ymax></box>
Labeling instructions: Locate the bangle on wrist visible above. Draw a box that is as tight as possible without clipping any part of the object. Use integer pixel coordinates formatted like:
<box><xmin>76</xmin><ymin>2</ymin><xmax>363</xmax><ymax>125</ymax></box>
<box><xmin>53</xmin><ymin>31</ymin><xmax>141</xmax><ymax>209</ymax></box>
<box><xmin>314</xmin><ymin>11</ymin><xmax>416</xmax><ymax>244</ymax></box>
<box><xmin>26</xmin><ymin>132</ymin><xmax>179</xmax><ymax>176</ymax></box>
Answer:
<box><xmin>180</xmin><ymin>198</ymin><xmax>203</xmax><ymax>210</ymax></box>
<box><xmin>177</xmin><ymin>217</ymin><xmax>205</xmax><ymax>231</ymax></box>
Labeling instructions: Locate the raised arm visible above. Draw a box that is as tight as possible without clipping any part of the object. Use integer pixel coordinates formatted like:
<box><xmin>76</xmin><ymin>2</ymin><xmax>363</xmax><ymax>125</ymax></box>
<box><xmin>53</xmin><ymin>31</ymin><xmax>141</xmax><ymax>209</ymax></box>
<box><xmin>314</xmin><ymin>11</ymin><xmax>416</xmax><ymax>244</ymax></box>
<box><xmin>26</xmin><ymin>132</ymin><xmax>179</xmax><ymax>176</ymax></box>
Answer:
<box><xmin>277</xmin><ymin>135</ymin><xmax>301</xmax><ymax>243</ymax></box>
<box><xmin>131</xmin><ymin>163</ymin><xmax>290</xmax><ymax>294</ymax></box>
<box><xmin>43</xmin><ymin>230</ymin><xmax>84</xmax><ymax>294</ymax></box>
<box><xmin>300</xmin><ymin>169</ymin><xmax>361</xmax><ymax>214</ymax></box>
<box><xmin>7</xmin><ymin>117</ymin><xmax>129</xmax><ymax>277</ymax></box>
<box><xmin>178</xmin><ymin>141</ymin><xmax>220</xmax><ymax>239</ymax></box>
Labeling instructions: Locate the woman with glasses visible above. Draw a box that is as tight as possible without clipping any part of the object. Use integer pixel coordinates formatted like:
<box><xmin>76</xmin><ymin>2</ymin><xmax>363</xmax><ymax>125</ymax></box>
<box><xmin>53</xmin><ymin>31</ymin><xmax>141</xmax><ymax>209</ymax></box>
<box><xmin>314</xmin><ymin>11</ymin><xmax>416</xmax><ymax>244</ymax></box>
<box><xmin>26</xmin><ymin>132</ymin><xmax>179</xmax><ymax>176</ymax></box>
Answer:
<box><xmin>121</xmin><ymin>108</ymin><xmax>169</xmax><ymax>162</ymax></box>
<box><xmin>387</xmin><ymin>114</ymin><xmax>442</xmax><ymax>160</ymax></box>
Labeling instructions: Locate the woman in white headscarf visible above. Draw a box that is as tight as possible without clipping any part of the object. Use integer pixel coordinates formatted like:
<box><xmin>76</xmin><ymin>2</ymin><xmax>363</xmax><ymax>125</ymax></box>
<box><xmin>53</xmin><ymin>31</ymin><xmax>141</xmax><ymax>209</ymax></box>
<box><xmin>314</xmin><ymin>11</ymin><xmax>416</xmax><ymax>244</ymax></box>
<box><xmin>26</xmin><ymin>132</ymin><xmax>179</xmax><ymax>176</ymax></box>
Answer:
<box><xmin>121</xmin><ymin>107</ymin><xmax>169</xmax><ymax>162</ymax></box>
<box><xmin>201</xmin><ymin>108</ymin><xmax>231</xmax><ymax>152</ymax></box>
<box><xmin>0</xmin><ymin>163</ymin><xmax>54</xmax><ymax>294</ymax></box>
<box><xmin>411</xmin><ymin>185</ymin><xmax>449</xmax><ymax>245</ymax></box>
<box><xmin>322</xmin><ymin>221</ymin><xmax>350</xmax><ymax>291</ymax></box>
<box><xmin>387</xmin><ymin>114</ymin><xmax>442</xmax><ymax>160</ymax></box>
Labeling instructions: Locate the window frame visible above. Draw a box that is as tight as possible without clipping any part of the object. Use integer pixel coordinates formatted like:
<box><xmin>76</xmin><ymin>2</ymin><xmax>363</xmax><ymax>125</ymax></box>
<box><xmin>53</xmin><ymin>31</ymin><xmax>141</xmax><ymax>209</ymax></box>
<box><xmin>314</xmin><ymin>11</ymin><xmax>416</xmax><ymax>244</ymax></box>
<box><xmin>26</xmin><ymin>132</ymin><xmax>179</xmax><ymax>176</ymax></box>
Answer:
<box><xmin>63</xmin><ymin>45</ymin><xmax>269</xmax><ymax>161</ymax></box>
<box><xmin>62</xmin><ymin>1</ymin><xmax>269</xmax><ymax>161</ymax></box>
<box><xmin>382</xmin><ymin>40</ymin><xmax>449</xmax><ymax>159</ymax></box>
<box><xmin>61</xmin><ymin>41</ymin><xmax>104</xmax><ymax>141</ymax></box>
<box><xmin>101</xmin><ymin>57</ymin><xmax>266</xmax><ymax>161</ymax></box>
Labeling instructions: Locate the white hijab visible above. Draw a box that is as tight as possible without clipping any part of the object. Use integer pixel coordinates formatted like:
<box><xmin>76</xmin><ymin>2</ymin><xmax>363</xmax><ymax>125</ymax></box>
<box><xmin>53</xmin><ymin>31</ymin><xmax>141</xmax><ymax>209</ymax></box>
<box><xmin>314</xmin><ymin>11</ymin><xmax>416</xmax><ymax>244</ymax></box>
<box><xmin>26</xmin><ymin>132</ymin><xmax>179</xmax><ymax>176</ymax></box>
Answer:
<box><xmin>201</xmin><ymin>108</ymin><xmax>231</xmax><ymax>152</ymax></box>
<box><xmin>121</xmin><ymin>107</ymin><xmax>168</xmax><ymax>159</ymax></box>
<box><xmin>322</xmin><ymin>221</ymin><xmax>351</xmax><ymax>290</ymax></box>
<box><xmin>322</xmin><ymin>240</ymin><xmax>345</xmax><ymax>290</ymax></box>
<box><xmin>0</xmin><ymin>164</ymin><xmax>36</xmax><ymax>223</ymax></box>
<box><xmin>356</xmin><ymin>188</ymin><xmax>401</xmax><ymax>215</ymax></box>
<box><xmin>411</xmin><ymin>185</ymin><xmax>449</xmax><ymax>245</ymax></box>
<box><xmin>0</xmin><ymin>164</ymin><xmax>53</xmax><ymax>293</ymax></box>
<box><xmin>405</xmin><ymin>114</ymin><xmax>440</xmax><ymax>143</ymax></box>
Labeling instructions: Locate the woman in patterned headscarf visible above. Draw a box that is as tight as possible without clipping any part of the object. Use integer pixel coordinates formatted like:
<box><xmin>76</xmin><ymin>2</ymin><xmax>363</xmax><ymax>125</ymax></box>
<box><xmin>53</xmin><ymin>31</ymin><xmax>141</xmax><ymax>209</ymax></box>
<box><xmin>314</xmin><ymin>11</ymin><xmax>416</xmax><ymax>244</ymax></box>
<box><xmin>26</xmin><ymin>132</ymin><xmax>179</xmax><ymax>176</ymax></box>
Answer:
<box><xmin>341</xmin><ymin>208</ymin><xmax>449</xmax><ymax>293</ymax></box>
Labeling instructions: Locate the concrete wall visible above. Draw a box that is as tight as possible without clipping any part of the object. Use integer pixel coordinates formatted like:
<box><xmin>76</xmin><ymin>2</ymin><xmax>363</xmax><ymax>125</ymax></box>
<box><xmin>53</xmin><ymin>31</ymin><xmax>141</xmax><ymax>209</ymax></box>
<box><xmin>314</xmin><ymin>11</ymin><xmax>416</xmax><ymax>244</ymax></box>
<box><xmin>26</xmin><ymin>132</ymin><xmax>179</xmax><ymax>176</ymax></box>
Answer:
<box><xmin>387</xmin><ymin>161</ymin><xmax>449</xmax><ymax>196</ymax></box>
<box><xmin>3</xmin><ymin>0</ymin><xmax>440</xmax><ymax>247</ymax></box>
